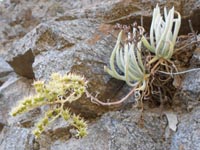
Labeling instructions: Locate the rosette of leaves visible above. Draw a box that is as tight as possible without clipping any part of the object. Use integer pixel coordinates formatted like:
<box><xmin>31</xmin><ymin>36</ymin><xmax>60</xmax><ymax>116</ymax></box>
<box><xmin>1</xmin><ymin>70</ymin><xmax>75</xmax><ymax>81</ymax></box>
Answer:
<box><xmin>142</xmin><ymin>5</ymin><xmax>181</xmax><ymax>64</ymax></box>
<box><xmin>10</xmin><ymin>73</ymin><xmax>88</xmax><ymax>138</ymax></box>
<box><xmin>104</xmin><ymin>29</ymin><xmax>149</xmax><ymax>89</ymax></box>
<box><xmin>99</xmin><ymin>25</ymin><xmax>150</xmax><ymax>105</ymax></box>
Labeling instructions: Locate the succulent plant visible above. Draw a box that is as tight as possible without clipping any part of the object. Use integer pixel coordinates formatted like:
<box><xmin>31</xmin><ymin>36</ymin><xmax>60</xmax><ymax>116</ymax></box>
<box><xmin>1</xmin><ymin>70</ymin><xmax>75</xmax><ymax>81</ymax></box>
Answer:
<box><xmin>97</xmin><ymin>24</ymin><xmax>151</xmax><ymax>106</ymax></box>
<box><xmin>10</xmin><ymin>73</ymin><xmax>88</xmax><ymax>138</ymax></box>
<box><xmin>142</xmin><ymin>5</ymin><xmax>181</xmax><ymax>63</ymax></box>
<box><xmin>100</xmin><ymin>5</ymin><xmax>183</xmax><ymax>106</ymax></box>
<box><xmin>104</xmin><ymin>27</ymin><xmax>149</xmax><ymax>90</ymax></box>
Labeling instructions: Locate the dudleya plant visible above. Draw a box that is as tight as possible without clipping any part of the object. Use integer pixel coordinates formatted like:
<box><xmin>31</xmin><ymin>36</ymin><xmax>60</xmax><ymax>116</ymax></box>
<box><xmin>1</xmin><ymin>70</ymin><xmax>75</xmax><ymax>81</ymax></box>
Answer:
<box><xmin>142</xmin><ymin>5</ymin><xmax>181</xmax><ymax>63</ymax></box>
<box><xmin>95</xmin><ymin>5</ymin><xmax>182</xmax><ymax>106</ymax></box>
<box><xmin>96</xmin><ymin>24</ymin><xmax>151</xmax><ymax>106</ymax></box>
<box><xmin>104</xmin><ymin>27</ymin><xmax>149</xmax><ymax>91</ymax></box>
<box><xmin>11</xmin><ymin>73</ymin><xmax>88</xmax><ymax>138</ymax></box>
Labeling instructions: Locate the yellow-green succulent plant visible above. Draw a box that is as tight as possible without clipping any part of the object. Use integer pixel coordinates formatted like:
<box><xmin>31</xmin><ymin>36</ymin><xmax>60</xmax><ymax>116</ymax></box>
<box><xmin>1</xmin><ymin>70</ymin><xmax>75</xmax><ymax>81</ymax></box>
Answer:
<box><xmin>10</xmin><ymin>73</ymin><xmax>88</xmax><ymax>138</ymax></box>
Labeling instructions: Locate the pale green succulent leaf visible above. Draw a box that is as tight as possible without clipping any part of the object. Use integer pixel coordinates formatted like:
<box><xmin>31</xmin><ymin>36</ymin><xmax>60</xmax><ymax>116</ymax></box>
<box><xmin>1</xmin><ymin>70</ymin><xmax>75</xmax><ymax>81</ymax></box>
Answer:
<box><xmin>144</xmin><ymin>5</ymin><xmax>181</xmax><ymax>61</ymax></box>
<box><xmin>116</xmin><ymin>46</ymin><xmax>125</xmax><ymax>72</ymax></box>
<box><xmin>141</xmin><ymin>36</ymin><xmax>155</xmax><ymax>53</ymax></box>
<box><xmin>104</xmin><ymin>66</ymin><xmax>125</xmax><ymax>80</ymax></box>
<box><xmin>172</xmin><ymin>11</ymin><xmax>181</xmax><ymax>45</ymax></box>
<box><xmin>108</xmin><ymin>30</ymin><xmax>125</xmax><ymax>80</ymax></box>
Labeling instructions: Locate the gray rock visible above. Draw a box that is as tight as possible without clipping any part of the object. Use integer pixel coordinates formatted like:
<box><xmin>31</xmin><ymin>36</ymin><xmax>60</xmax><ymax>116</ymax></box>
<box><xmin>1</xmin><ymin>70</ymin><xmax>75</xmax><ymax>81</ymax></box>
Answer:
<box><xmin>170</xmin><ymin>45</ymin><xmax>200</xmax><ymax>150</ymax></box>
<box><xmin>0</xmin><ymin>76</ymin><xmax>36</xmax><ymax>125</ymax></box>
<box><xmin>4</xmin><ymin>0</ymin><xmax>200</xmax><ymax>78</ymax></box>
<box><xmin>31</xmin><ymin>19</ymin><xmax>100</xmax><ymax>79</ymax></box>
<box><xmin>182</xmin><ymin>70</ymin><xmax>200</xmax><ymax>99</ymax></box>
<box><xmin>1</xmin><ymin>0</ymin><xmax>200</xmax><ymax>55</ymax></box>
<box><xmin>40</xmin><ymin>110</ymin><xmax>169</xmax><ymax>150</ymax></box>
<box><xmin>1</xmin><ymin>0</ymin><xmax>200</xmax><ymax>149</ymax></box>
<box><xmin>171</xmin><ymin>107</ymin><xmax>200</xmax><ymax>150</ymax></box>
<box><xmin>38</xmin><ymin>108</ymin><xmax>200</xmax><ymax>150</ymax></box>
<box><xmin>180</xmin><ymin>46</ymin><xmax>200</xmax><ymax>110</ymax></box>
<box><xmin>62</xmin><ymin>0</ymin><xmax>200</xmax><ymax>35</ymax></box>
<box><xmin>0</xmin><ymin>57</ymin><xmax>13</xmax><ymax>85</ymax></box>
<box><xmin>0</xmin><ymin>126</ymin><xmax>34</xmax><ymax>150</ymax></box>
<box><xmin>0</xmin><ymin>0</ymin><xmax>108</xmax><ymax>55</ymax></box>
<box><xmin>0</xmin><ymin>1</ymin><xmax>40</xmax><ymax>55</ymax></box>
<box><xmin>182</xmin><ymin>46</ymin><xmax>200</xmax><ymax>93</ymax></box>
<box><xmin>4</xmin><ymin>18</ymin><xmax>125</xmax><ymax>117</ymax></box>
<box><xmin>0</xmin><ymin>57</ymin><xmax>13</xmax><ymax>76</ymax></box>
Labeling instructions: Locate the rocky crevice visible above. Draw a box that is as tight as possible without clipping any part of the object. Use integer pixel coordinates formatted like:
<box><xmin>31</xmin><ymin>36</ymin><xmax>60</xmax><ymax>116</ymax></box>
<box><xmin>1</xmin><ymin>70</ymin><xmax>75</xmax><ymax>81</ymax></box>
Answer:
<box><xmin>0</xmin><ymin>0</ymin><xmax>200</xmax><ymax>150</ymax></box>
<box><xmin>7</xmin><ymin>50</ymin><xmax>35</xmax><ymax>79</ymax></box>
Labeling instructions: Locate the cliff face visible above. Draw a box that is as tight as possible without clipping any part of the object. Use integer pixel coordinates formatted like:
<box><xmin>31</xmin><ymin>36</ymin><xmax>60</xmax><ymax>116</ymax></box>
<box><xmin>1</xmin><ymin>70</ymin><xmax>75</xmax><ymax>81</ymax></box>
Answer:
<box><xmin>0</xmin><ymin>0</ymin><xmax>200</xmax><ymax>150</ymax></box>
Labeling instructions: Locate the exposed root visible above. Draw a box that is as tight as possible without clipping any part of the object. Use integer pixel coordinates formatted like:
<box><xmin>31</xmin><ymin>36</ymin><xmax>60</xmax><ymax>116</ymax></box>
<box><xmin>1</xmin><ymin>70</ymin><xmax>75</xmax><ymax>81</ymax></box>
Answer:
<box><xmin>158</xmin><ymin>68</ymin><xmax>200</xmax><ymax>75</ymax></box>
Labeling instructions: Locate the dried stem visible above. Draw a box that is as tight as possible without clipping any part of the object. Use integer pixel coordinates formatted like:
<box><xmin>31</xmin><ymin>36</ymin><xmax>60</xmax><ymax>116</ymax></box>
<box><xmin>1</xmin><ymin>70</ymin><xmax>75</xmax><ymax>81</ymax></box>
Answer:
<box><xmin>188</xmin><ymin>19</ymin><xmax>198</xmax><ymax>42</ymax></box>
<box><xmin>158</xmin><ymin>68</ymin><xmax>200</xmax><ymax>75</ymax></box>
<box><xmin>86</xmin><ymin>86</ymin><xmax>137</xmax><ymax>106</ymax></box>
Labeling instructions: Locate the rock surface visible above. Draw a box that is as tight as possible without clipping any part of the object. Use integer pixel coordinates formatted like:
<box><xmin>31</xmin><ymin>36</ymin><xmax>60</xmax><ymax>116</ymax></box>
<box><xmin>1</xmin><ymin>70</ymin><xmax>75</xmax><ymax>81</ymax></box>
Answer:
<box><xmin>3</xmin><ymin>15</ymin><xmax>125</xmax><ymax>118</ymax></box>
<box><xmin>174</xmin><ymin>45</ymin><xmax>200</xmax><ymax>111</ymax></box>
<box><xmin>45</xmin><ymin>110</ymin><xmax>169</xmax><ymax>150</ymax></box>
<box><xmin>171</xmin><ymin>107</ymin><xmax>200</xmax><ymax>150</ymax></box>
<box><xmin>0</xmin><ymin>126</ymin><xmax>34</xmax><ymax>150</ymax></box>
<box><xmin>0</xmin><ymin>0</ymin><xmax>200</xmax><ymax>150</ymax></box>
<box><xmin>37</xmin><ymin>107</ymin><xmax>200</xmax><ymax>150</ymax></box>
<box><xmin>0</xmin><ymin>0</ymin><xmax>107</xmax><ymax>54</ymax></box>
<box><xmin>0</xmin><ymin>57</ymin><xmax>13</xmax><ymax>85</ymax></box>
<box><xmin>0</xmin><ymin>76</ymin><xmax>35</xmax><ymax>125</ymax></box>
<box><xmin>182</xmin><ymin>46</ymin><xmax>200</xmax><ymax>99</ymax></box>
